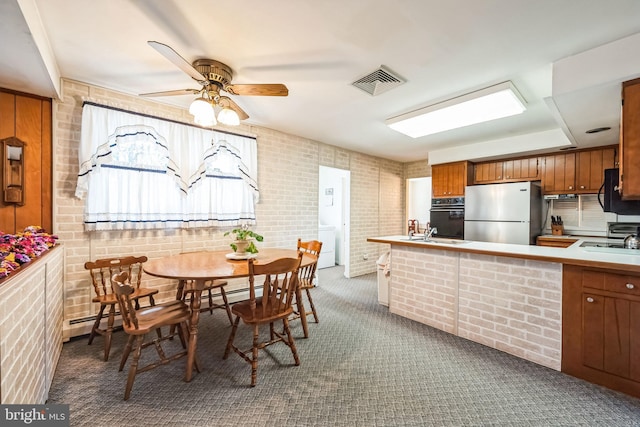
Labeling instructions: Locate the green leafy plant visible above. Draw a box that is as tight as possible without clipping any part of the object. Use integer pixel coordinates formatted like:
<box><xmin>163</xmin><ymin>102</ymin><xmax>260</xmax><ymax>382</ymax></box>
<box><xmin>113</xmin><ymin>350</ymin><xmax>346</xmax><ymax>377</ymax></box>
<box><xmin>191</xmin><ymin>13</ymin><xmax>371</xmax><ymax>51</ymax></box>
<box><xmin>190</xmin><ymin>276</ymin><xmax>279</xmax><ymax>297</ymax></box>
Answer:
<box><xmin>223</xmin><ymin>225</ymin><xmax>264</xmax><ymax>253</ymax></box>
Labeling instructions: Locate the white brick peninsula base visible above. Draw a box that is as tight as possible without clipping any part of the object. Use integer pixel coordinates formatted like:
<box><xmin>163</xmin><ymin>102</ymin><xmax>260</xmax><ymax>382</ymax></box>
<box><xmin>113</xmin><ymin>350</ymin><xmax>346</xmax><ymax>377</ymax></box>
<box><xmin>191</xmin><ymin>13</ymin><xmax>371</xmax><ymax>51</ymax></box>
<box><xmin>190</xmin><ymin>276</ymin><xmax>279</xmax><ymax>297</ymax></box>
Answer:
<box><xmin>389</xmin><ymin>245</ymin><xmax>562</xmax><ymax>370</ymax></box>
<box><xmin>457</xmin><ymin>253</ymin><xmax>562</xmax><ymax>370</ymax></box>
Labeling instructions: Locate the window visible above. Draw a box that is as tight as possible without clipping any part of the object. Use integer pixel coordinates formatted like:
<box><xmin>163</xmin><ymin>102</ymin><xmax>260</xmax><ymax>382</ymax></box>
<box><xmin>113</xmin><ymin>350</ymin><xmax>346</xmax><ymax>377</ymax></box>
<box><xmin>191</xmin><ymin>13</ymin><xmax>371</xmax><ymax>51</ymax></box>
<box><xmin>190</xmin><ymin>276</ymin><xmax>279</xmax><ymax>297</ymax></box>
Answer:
<box><xmin>75</xmin><ymin>103</ymin><xmax>259</xmax><ymax>231</ymax></box>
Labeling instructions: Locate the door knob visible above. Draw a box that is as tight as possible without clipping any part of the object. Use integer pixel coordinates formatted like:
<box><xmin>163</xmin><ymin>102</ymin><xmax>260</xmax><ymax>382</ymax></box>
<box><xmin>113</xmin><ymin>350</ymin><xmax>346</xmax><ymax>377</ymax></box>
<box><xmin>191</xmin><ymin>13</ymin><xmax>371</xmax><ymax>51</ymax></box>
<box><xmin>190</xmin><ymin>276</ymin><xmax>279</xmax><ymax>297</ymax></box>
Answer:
<box><xmin>586</xmin><ymin>297</ymin><xmax>594</xmax><ymax>303</ymax></box>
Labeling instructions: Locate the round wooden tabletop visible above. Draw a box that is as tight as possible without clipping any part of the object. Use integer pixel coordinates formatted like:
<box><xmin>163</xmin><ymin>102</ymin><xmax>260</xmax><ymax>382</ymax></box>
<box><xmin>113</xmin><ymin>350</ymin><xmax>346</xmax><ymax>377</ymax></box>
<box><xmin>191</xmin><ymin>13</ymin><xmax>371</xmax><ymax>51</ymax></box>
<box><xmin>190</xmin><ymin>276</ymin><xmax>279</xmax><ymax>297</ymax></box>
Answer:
<box><xmin>143</xmin><ymin>248</ymin><xmax>315</xmax><ymax>281</ymax></box>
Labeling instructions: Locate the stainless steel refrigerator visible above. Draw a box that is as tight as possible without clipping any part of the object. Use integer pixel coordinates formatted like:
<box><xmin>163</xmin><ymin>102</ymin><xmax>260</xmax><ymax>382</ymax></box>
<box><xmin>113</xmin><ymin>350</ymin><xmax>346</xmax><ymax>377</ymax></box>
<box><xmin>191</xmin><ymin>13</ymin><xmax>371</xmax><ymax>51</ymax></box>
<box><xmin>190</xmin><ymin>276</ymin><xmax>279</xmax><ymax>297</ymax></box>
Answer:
<box><xmin>464</xmin><ymin>181</ymin><xmax>542</xmax><ymax>245</ymax></box>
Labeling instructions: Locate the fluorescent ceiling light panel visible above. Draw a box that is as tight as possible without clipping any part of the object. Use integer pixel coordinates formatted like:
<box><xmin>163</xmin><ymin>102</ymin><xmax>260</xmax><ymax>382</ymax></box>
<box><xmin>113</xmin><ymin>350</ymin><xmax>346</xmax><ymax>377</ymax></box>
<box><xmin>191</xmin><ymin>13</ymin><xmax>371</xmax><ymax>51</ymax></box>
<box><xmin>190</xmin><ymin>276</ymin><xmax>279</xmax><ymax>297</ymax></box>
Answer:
<box><xmin>386</xmin><ymin>81</ymin><xmax>527</xmax><ymax>138</ymax></box>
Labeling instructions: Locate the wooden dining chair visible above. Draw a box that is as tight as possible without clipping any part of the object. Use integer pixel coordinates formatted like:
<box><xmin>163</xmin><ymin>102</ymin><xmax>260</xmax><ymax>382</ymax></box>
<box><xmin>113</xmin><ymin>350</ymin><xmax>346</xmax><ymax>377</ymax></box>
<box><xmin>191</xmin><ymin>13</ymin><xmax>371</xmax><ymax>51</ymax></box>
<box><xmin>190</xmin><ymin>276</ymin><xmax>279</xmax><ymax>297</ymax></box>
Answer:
<box><xmin>111</xmin><ymin>271</ymin><xmax>194</xmax><ymax>400</ymax></box>
<box><xmin>223</xmin><ymin>253</ymin><xmax>303</xmax><ymax>386</ymax></box>
<box><xmin>84</xmin><ymin>256</ymin><xmax>159</xmax><ymax>361</ymax></box>
<box><xmin>292</xmin><ymin>238</ymin><xmax>323</xmax><ymax>338</ymax></box>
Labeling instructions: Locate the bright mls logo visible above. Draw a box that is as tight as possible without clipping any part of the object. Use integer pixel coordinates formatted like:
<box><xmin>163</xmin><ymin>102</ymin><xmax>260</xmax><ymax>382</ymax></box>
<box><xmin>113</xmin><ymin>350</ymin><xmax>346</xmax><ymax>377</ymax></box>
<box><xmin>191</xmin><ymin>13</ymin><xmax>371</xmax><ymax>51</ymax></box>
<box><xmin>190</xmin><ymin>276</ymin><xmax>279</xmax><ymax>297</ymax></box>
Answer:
<box><xmin>1</xmin><ymin>405</ymin><xmax>69</xmax><ymax>426</ymax></box>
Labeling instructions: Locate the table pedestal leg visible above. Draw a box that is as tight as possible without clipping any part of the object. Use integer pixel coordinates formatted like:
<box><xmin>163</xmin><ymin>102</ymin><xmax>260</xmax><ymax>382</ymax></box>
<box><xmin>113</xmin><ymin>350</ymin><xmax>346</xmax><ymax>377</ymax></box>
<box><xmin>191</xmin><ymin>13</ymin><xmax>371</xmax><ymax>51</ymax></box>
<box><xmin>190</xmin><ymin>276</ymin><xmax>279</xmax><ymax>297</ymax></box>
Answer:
<box><xmin>185</xmin><ymin>279</ymin><xmax>203</xmax><ymax>382</ymax></box>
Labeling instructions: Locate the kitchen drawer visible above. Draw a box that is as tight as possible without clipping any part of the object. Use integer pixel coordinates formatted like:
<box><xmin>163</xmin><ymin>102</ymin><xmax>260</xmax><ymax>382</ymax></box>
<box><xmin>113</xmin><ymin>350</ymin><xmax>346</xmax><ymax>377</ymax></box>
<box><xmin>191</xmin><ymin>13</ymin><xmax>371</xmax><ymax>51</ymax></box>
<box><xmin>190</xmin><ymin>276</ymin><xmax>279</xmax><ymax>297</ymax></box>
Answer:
<box><xmin>604</xmin><ymin>273</ymin><xmax>640</xmax><ymax>296</ymax></box>
<box><xmin>581</xmin><ymin>269</ymin><xmax>605</xmax><ymax>291</ymax></box>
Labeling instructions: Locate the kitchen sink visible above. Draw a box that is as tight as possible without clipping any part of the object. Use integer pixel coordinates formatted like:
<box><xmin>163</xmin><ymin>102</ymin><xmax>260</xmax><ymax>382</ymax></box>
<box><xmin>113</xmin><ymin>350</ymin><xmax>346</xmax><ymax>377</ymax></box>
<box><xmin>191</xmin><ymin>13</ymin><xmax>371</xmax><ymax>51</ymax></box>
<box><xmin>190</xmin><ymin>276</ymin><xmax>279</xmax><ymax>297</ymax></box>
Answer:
<box><xmin>400</xmin><ymin>236</ymin><xmax>469</xmax><ymax>244</ymax></box>
<box><xmin>426</xmin><ymin>238</ymin><xmax>470</xmax><ymax>245</ymax></box>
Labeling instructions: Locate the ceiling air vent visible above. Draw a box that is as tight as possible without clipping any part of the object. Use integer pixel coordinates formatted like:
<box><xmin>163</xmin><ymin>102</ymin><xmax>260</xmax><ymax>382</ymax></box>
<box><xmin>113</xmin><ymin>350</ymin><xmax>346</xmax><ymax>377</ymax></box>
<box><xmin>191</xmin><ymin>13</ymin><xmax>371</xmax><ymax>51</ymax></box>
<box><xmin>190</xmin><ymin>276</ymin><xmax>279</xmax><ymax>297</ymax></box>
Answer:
<box><xmin>351</xmin><ymin>66</ymin><xmax>405</xmax><ymax>96</ymax></box>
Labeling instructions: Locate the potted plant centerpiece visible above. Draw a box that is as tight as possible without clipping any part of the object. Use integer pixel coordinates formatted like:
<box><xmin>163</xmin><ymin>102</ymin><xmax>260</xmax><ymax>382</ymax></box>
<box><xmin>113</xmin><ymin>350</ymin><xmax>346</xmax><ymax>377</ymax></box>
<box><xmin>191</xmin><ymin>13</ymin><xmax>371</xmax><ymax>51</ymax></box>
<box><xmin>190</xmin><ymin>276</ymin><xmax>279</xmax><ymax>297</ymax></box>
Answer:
<box><xmin>224</xmin><ymin>224</ymin><xmax>264</xmax><ymax>255</ymax></box>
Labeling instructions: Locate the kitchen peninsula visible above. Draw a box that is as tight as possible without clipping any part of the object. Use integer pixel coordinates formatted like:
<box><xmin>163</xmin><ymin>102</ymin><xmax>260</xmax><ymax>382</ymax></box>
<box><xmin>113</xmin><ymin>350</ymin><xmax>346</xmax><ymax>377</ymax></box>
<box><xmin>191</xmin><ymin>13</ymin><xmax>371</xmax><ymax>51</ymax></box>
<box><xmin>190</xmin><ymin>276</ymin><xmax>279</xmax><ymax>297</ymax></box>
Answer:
<box><xmin>367</xmin><ymin>235</ymin><xmax>640</xmax><ymax>398</ymax></box>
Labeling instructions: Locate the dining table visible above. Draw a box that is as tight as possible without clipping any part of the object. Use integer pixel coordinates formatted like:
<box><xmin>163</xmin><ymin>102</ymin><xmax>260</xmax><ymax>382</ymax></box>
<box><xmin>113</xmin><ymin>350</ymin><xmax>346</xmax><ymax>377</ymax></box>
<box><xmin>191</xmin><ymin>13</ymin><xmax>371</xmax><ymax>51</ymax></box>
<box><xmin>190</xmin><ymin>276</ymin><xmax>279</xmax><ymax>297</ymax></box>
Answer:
<box><xmin>143</xmin><ymin>248</ymin><xmax>317</xmax><ymax>382</ymax></box>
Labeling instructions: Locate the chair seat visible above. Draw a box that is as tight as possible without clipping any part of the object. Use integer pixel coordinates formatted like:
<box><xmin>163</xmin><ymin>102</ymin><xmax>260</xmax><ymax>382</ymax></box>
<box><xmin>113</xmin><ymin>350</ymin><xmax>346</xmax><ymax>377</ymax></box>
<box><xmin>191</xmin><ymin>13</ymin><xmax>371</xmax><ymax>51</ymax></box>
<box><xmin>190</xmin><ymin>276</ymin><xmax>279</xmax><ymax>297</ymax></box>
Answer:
<box><xmin>232</xmin><ymin>298</ymin><xmax>294</xmax><ymax>324</ymax></box>
<box><xmin>124</xmin><ymin>301</ymin><xmax>191</xmax><ymax>335</ymax></box>
<box><xmin>298</xmin><ymin>278</ymin><xmax>314</xmax><ymax>290</ymax></box>
<box><xmin>91</xmin><ymin>287</ymin><xmax>158</xmax><ymax>304</ymax></box>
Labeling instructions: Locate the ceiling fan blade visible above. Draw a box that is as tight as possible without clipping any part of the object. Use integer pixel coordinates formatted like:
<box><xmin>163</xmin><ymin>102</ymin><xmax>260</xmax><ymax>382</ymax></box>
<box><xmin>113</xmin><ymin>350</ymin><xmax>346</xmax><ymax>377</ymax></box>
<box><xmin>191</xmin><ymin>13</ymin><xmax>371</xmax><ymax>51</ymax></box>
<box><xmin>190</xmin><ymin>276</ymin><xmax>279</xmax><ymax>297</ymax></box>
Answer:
<box><xmin>139</xmin><ymin>89</ymin><xmax>201</xmax><ymax>97</ymax></box>
<box><xmin>219</xmin><ymin>96</ymin><xmax>249</xmax><ymax>120</ymax></box>
<box><xmin>148</xmin><ymin>41</ymin><xmax>207</xmax><ymax>83</ymax></box>
<box><xmin>224</xmin><ymin>84</ymin><xmax>288</xmax><ymax>97</ymax></box>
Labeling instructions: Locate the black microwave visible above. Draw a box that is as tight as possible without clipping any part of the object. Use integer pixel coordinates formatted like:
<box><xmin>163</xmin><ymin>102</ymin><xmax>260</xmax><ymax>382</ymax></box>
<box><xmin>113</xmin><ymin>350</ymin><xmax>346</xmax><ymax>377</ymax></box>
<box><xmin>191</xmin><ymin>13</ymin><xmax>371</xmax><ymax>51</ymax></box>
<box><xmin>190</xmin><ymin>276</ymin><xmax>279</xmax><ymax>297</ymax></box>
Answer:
<box><xmin>599</xmin><ymin>168</ymin><xmax>640</xmax><ymax>215</ymax></box>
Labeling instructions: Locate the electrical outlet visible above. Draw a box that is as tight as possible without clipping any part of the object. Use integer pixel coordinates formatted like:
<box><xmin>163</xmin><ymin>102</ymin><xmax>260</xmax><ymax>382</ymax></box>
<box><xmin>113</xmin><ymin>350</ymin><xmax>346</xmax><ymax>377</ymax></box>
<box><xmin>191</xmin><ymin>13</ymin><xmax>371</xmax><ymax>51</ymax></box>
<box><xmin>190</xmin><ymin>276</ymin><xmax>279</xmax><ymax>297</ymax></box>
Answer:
<box><xmin>363</xmin><ymin>253</ymin><xmax>369</xmax><ymax>260</ymax></box>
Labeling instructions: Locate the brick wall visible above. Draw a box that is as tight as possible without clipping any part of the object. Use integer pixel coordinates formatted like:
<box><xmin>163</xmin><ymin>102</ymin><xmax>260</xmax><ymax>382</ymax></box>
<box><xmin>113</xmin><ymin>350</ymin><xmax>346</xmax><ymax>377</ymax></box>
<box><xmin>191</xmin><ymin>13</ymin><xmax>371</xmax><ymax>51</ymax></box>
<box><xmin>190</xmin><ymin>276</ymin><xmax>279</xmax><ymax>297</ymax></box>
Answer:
<box><xmin>388</xmin><ymin>247</ymin><xmax>562</xmax><ymax>370</ymax></box>
<box><xmin>0</xmin><ymin>246</ymin><xmax>63</xmax><ymax>403</ymax></box>
<box><xmin>389</xmin><ymin>246</ymin><xmax>458</xmax><ymax>333</ymax></box>
<box><xmin>53</xmin><ymin>79</ymin><xmax>406</xmax><ymax>336</ymax></box>
<box><xmin>405</xmin><ymin>159</ymin><xmax>431</xmax><ymax>179</ymax></box>
<box><xmin>458</xmin><ymin>253</ymin><xmax>562</xmax><ymax>370</ymax></box>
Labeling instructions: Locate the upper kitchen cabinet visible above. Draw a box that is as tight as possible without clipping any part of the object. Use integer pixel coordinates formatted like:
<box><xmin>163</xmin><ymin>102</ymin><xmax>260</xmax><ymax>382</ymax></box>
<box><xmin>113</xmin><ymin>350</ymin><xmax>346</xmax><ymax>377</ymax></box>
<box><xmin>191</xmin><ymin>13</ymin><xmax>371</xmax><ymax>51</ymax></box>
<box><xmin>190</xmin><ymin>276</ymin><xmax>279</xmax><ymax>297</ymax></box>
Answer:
<box><xmin>621</xmin><ymin>78</ymin><xmax>640</xmax><ymax>200</ymax></box>
<box><xmin>575</xmin><ymin>146</ymin><xmax>617</xmax><ymax>193</ymax></box>
<box><xmin>432</xmin><ymin>161</ymin><xmax>473</xmax><ymax>198</ymax></box>
<box><xmin>474</xmin><ymin>161</ymin><xmax>503</xmax><ymax>183</ymax></box>
<box><xmin>542</xmin><ymin>152</ymin><xmax>576</xmax><ymax>194</ymax></box>
<box><xmin>474</xmin><ymin>157</ymin><xmax>539</xmax><ymax>184</ymax></box>
<box><xmin>542</xmin><ymin>146</ymin><xmax>617</xmax><ymax>195</ymax></box>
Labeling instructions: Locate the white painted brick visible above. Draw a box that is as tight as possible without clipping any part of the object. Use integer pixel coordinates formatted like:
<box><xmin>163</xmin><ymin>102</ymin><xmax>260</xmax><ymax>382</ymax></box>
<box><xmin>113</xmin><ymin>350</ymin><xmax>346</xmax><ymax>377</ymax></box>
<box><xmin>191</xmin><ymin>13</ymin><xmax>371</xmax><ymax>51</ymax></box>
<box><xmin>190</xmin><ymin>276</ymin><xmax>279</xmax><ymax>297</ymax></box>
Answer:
<box><xmin>52</xmin><ymin>79</ymin><xmax>406</xmax><ymax>334</ymax></box>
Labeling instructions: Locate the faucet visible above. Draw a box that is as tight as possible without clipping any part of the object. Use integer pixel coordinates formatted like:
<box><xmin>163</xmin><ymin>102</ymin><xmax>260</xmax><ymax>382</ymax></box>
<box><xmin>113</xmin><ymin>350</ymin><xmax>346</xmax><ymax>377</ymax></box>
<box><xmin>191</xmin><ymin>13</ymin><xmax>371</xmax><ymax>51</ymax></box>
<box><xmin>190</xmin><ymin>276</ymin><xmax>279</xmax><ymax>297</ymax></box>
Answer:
<box><xmin>424</xmin><ymin>227</ymin><xmax>438</xmax><ymax>241</ymax></box>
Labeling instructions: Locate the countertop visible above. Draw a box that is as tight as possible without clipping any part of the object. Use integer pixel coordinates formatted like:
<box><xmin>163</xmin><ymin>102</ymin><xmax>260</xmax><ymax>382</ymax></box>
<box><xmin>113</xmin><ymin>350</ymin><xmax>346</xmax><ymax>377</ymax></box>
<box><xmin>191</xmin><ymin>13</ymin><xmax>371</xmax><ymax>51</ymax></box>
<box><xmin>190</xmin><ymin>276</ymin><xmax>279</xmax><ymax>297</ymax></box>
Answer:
<box><xmin>367</xmin><ymin>235</ymin><xmax>640</xmax><ymax>273</ymax></box>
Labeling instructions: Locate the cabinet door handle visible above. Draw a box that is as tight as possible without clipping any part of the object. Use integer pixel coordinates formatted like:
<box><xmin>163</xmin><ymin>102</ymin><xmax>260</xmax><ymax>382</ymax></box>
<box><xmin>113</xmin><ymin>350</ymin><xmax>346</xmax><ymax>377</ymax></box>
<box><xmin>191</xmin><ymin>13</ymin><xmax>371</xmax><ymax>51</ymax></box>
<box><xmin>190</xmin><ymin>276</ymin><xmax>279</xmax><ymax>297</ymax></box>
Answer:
<box><xmin>580</xmin><ymin>185</ymin><xmax>585</xmax><ymax>189</ymax></box>
<box><xmin>568</xmin><ymin>185</ymin><xmax>574</xmax><ymax>190</ymax></box>
<box><xmin>586</xmin><ymin>297</ymin><xmax>595</xmax><ymax>303</ymax></box>
<box><xmin>626</xmin><ymin>283</ymin><xmax>635</xmax><ymax>289</ymax></box>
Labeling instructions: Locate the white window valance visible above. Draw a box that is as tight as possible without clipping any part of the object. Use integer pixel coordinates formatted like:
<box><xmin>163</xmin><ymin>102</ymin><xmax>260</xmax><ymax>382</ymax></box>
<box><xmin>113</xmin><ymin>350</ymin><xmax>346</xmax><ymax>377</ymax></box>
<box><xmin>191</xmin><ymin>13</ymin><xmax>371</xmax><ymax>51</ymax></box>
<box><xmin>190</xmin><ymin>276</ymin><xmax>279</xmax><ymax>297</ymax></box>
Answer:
<box><xmin>76</xmin><ymin>103</ymin><xmax>259</xmax><ymax>231</ymax></box>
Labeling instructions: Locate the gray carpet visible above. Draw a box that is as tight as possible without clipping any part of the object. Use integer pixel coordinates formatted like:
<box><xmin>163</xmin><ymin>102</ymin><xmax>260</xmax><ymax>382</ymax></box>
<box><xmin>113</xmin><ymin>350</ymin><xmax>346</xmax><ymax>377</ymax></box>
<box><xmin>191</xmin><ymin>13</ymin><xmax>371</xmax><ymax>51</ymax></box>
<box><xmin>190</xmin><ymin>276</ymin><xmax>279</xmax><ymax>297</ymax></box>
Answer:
<box><xmin>48</xmin><ymin>266</ymin><xmax>640</xmax><ymax>426</ymax></box>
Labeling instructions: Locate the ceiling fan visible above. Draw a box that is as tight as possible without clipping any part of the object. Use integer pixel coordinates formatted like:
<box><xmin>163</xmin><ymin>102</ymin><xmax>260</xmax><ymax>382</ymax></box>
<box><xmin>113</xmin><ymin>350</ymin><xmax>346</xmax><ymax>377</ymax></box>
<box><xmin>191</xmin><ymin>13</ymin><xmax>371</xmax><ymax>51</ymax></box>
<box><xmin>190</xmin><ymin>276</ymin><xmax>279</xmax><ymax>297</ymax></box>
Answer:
<box><xmin>140</xmin><ymin>41</ymin><xmax>289</xmax><ymax>125</ymax></box>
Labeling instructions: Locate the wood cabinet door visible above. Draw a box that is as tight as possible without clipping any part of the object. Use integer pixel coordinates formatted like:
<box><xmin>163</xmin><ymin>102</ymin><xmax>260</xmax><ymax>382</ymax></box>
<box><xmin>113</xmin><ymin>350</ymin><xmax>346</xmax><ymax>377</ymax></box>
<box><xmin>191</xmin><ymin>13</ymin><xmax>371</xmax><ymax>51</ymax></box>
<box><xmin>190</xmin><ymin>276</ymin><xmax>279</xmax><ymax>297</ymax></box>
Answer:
<box><xmin>621</xmin><ymin>79</ymin><xmax>640</xmax><ymax>199</ymax></box>
<box><xmin>474</xmin><ymin>163</ymin><xmax>489</xmax><ymax>184</ymax></box>
<box><xmin>474</xmin><ymin>161</ymin><xmax>503</xmax><ymax>184</ymax></box>
<box><xmin>576</xmin><ymin>147</ymin><xmax>616</xmax><ymax>193</ymax></box>
<box><xmin>431</xmin><ymin>164</ymin><xmax>447</xmax><ymax>197</ymax></box>
<box><xmin>583</xmin><ymin>293</ymin><xmax>639</xmax><ymax>380</ymax></box>
<box><xmin>433</xmin><ymin>162</ymin><xmax>470</xmax><ymax>197</ymax></box>
<box><xmin>448</xmin><ymin>162</ymin><xmax>465</xmax><ymax>196</ymax></box>
<box><xmin>514</xmin><ymin>157</ymin><xmax>540</xmax><ymax>180</ymax></box>
<box><xmin>582</xmin><ymin>292</ymin><xmax>605</xmax><ymax>371</ymax></box>
<box><xmin>543</xmin><ymin>153</ymin><xmax>576</xmax><ymax>193</ymax></box>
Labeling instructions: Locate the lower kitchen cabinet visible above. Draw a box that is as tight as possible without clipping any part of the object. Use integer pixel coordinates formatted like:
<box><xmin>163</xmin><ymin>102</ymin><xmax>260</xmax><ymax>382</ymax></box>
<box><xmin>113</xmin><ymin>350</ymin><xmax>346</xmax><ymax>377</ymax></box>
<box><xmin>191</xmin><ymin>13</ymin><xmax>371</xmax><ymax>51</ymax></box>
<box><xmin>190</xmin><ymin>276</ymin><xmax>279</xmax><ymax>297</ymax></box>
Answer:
<box><xmin>563</xmin><ymin>264</ymin><xmax>640</xmax><ymax>398</ymax></box>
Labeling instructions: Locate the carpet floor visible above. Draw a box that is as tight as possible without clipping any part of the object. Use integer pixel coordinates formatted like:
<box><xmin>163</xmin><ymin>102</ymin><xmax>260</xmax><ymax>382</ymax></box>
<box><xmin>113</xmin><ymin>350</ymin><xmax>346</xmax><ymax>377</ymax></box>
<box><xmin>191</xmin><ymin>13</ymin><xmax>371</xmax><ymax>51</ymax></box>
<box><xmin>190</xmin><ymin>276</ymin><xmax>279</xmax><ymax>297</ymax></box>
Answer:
<box><xmin>47</xmin><ymin>266</ymin><xmax>640</xmax><ymax>426</ymax></box>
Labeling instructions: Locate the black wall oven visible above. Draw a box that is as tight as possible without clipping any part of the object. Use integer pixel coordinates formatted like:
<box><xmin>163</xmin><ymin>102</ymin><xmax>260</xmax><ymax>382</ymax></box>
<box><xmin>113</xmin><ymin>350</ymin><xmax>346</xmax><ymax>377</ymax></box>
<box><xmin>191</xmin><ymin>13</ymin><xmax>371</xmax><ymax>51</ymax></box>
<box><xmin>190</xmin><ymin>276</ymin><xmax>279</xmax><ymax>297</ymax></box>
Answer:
<box><xmin>430</xmin><ymin>197</ymin><xmax>464</xmax><ymax>239</ymax></box>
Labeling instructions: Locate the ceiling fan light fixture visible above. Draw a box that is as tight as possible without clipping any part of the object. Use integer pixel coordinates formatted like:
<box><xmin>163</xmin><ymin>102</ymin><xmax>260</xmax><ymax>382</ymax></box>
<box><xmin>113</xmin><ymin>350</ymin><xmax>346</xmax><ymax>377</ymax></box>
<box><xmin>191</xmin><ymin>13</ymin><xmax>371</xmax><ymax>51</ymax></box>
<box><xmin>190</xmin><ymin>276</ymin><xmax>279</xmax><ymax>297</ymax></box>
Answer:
<box><xmin>217</xmin><ymin>107</ymin><xmax>240</xmax><ymax>126</ymax></box>
<box><xmin>189</xmin><ymin>96</ymin><xmax>217</xmax><ymax>127</ymax></box>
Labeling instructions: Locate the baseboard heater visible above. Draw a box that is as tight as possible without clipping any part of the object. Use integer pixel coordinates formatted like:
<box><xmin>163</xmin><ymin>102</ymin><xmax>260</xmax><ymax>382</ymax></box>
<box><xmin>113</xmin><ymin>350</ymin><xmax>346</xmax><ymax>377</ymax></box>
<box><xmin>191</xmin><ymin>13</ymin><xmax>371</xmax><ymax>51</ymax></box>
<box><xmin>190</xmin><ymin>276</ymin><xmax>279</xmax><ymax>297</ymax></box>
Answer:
<box><xmin>64</xmin><ymin>286</ymin><xmax>253</xmax><ymax>341</ymax></box>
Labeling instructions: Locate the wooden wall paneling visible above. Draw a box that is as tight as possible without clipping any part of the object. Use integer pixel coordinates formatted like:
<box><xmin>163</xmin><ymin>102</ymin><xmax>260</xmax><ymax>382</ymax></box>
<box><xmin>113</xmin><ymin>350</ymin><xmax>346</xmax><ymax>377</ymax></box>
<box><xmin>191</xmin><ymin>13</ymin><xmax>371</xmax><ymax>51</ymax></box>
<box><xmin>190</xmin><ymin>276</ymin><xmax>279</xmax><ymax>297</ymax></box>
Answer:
<box><xmin>40</xmin><ymin>100</ymin><xmax>52</xmax><ymax>232</ymax></box>
<box><xmin>0</xmin><ymin>92</ymin><xmax>15</xmax><ymax>137</ymax></box>
<box><xmin>0</xmin><ymin>92</ymin><xmax>16</xmax><ymax>232</ymax></box>
<box><xmin>15</xmin><ymin>95</ymin><xmax>43</xmax><ymax>231</ymax></box>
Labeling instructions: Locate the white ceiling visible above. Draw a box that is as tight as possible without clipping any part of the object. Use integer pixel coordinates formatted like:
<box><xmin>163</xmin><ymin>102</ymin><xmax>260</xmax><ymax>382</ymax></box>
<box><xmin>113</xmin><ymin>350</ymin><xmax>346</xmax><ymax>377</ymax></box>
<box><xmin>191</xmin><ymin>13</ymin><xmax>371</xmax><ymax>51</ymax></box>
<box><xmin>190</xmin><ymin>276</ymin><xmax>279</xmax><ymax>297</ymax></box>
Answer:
<box><xmin>2</xmin><ymin>0</ymin><xmax>640</xmax><ymax>162</ymax></box>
